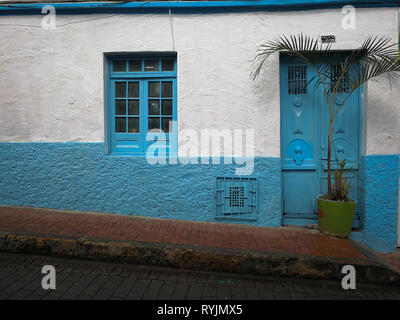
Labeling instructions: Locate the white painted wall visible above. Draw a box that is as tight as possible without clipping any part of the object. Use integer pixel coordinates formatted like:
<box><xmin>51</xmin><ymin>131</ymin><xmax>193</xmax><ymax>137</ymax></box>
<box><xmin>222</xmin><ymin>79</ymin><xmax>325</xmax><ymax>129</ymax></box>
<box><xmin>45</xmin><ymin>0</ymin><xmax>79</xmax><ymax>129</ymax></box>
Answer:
<box><xmin>0</xmin><ymin>8</ymin><xmax>398</xmax><ymax>157</ymax></box>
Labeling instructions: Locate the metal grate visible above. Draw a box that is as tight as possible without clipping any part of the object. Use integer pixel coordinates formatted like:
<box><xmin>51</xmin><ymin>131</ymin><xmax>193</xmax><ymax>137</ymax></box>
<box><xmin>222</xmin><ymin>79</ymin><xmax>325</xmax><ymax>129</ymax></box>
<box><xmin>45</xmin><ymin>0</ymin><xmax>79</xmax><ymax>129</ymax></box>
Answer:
<box><xmin>229</xmin><ymin>186</ymin><xmax>245</xmax><ymax>207</ymax></box>
<box><xmin>216</xmin><ymin>177</ymin><xmax>258</xmax><ymax>219</ymax></box>
<box><xmin>330</xmin><ymin>64</ymin><xmax>349</xmax><ymax>93</ymax></box>
<box><xmin>288</xmin><ymin>66</ymin><xmax>307</xmax><ymax>95</ymax></box>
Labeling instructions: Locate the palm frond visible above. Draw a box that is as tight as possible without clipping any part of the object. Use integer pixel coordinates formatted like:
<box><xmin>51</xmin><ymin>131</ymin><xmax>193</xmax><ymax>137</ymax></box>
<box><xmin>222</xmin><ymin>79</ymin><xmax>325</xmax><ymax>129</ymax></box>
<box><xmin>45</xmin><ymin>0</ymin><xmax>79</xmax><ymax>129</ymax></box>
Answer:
<box><xmin>252</xmin><ymin>34</ymin><xmax>400</xmax><ymax>101</ymax></box>
<box><xmin>251</xmin><ymin>33</ymin><xmax>332</xmax><ymax>81</ymax></box>
<box><xmin>348</xmin><ymin>57</ymin><xmax>400</xmax><ymax>93</ymax></box>
<box><xmin>354</xmin><ymin>36</ymin><xmax>399</xmax><ymax>63</ymax></box>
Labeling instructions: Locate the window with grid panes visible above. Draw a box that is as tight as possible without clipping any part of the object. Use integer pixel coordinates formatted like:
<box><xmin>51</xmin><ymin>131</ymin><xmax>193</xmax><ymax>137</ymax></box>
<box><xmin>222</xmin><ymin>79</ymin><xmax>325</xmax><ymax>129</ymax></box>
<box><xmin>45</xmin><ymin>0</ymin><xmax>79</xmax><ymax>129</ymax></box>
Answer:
<box><xmin>107</xmin><ymin>55</ymin><xmax>177</xmax><ymax>155</ymax></box>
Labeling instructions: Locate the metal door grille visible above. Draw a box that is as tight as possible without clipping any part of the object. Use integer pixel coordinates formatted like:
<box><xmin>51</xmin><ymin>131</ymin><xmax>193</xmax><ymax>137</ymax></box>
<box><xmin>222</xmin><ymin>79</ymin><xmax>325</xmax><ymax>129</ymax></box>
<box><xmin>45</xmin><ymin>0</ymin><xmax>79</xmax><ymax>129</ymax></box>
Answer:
<box><xmin>288</xmin><ymin>66</ymin><xmax>307</xmax><ymax>95</ymax></box>
<box><xmin>330</xmin><ymin>64</ymin><xmax>349</xmax><ymax>93</ymax></box>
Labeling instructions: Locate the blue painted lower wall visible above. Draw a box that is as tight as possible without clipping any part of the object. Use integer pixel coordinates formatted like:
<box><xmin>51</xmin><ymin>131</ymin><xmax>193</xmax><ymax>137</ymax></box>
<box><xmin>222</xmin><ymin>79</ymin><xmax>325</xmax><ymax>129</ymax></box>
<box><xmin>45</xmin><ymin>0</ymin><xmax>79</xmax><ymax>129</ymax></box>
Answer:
<box><xmin>0</xmin><ymin>143</ymin><xmax>398</xmax><ymax>251</ymax></box>
<box><xmin>0</xmin><ymin>143</ymin><xmax>282</xmax><ymax>227</ymax></box>
<box><xmin>350</xmin><ymin>155</ymin><xmax>399</xmax><ymax>253</ymax></box>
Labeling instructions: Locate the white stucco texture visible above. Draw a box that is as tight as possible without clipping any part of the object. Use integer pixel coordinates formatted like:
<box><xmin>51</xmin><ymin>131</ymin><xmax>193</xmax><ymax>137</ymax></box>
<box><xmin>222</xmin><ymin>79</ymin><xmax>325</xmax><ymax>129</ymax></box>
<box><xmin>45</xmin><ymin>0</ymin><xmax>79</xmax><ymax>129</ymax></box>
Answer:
<box><xmin>0</xmin><ymin>7</ymin><xmax>399</xmax><ymax>158</ymax></box>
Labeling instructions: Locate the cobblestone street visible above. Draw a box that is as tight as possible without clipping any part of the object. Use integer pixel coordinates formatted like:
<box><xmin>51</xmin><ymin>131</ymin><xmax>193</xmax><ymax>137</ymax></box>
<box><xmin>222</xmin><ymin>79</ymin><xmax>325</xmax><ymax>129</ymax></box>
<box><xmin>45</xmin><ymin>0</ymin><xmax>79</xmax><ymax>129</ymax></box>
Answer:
<box><xmin>0</xmin><ymin>252</ymin><xmax>399</xmax><ymax>300</ymax></box>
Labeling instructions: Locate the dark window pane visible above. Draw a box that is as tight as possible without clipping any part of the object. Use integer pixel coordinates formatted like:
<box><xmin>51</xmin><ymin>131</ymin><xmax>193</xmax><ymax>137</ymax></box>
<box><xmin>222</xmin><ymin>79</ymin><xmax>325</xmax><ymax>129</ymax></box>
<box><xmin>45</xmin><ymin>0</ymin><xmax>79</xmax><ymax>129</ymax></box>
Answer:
<box><xmin>129</xmin><ymin>59</ymin><xmax>142</xmax><ymax>72</ymax></box>
<box><xmin>128</xmin><ymin>117</ymin><xmax>140</xmax><ymax>133</ymax></box>
<box><xmin>148</xmin><ymin>100</ymin><xmax>160</xmax><ymax>115</ymax></box>
<box><xmin>161</xmin><ymin>81</ymin><xmax>172</xmax><ymax>97</ymax></box>
<box><xmin>113</xmin><ymin>60</ymin><xmax>126</xmax><ymax>72</ymax></box>
<box><xmin>128</xmin><ymin>100</ymin><xmax>139</xmax><ymax>115</ymax></box>
<box><xmin>148</xmin><ymin>82</ymin><xmax>160</xmax><ymax>97</ymax></box>
<box><xmin>162</xmin><ymin>59</ymin><xmax>174</xmax><ymax>71</ymax></box>
<box><xmin>128</xmin><ymin>82</ymin><xmax>139</xmax><ymax>98</ymax></box>
<box><xmin>161</xmin><ymin>100</ymin><xmax>172</xmax><ymax>115</ymax></box>
<box><xmin>115</xmin><ymin>100</ymin><xmax>126</xmax><ymax>115</ymax></box>
<box><xmin>162</xmin><ymin>117</ymin><xmax>172</xmax><ymax>133</ymax></box>
<box><xmin>115</xmin><ymin>82</ymin><xmax>126</xmax><ymax>98</ymax></box>
<box><xmin>148</xmin><ymin>117</ymin><xmax>160</xmax><ymax>131</ymax></box>
<box><xmin>115</xmin><ymin>117</ymin><xmax>126</xmax><ymax>132</ymax></box>
<box><xmin>144</xmin><ymin>59</ymin><xmax>159</xmax><ymax>72</ymax></box>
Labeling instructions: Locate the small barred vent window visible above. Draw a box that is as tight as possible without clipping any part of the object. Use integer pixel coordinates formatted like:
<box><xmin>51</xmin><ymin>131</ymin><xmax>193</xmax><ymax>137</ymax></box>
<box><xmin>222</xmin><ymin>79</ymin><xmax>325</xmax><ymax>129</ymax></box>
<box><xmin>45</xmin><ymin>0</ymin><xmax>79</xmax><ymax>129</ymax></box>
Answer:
<box><xmin>288</xmin><ymin>66</ymin><xmax>307</xmax><ymax>95</ymax></box>
<box><xmin>229</xmin><ymin>186</ymin><xmax>245</xmax><ymax>208</ymax></box>
<box><xmin>330</xmin><ymin>64</ymin><xmax>349</xmax><ymax>93</ymax></box>
<box><xmin>216</xmin><ymin>177</ymin><xmax>258</xmax><ymax>220</ymax></box>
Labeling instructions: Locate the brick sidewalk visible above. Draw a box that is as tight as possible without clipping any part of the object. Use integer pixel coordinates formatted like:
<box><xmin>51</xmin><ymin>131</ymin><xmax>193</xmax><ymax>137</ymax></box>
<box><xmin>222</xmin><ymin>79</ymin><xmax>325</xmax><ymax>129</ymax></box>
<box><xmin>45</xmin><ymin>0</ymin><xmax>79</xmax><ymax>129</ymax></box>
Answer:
<box><xmin>0</xmin><ymin>205</ymin><xmax>366</xmax><ymax>260</ymax></box>
<box><xmin>379</xmin><ymin>250</ymin><xmax>400</xmax><ymax>274</ymax></box>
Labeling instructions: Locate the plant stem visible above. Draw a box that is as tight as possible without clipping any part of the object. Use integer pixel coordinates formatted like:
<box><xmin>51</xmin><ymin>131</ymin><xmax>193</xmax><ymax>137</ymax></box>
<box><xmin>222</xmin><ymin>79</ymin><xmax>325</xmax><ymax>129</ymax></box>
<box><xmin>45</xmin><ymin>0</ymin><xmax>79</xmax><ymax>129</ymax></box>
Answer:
<box><xmin>327</xmin><ymin>124</ymin><xmax>333</xmax><ymax>196</ymax></box>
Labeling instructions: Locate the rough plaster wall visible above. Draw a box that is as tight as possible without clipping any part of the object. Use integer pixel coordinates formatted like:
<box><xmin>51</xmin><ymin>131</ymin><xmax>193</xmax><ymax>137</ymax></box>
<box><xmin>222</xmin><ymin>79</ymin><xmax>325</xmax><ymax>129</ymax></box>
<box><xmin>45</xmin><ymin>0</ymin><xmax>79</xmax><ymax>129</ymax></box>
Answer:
<box><xmin>0</xmin><ymin>8</ymin><xmax>398</xmax><ymax>157</ymax></box>
<box><xmin>362</xmin><ymin>155</ymin><xmax>399</xmax><ymax>251</ymax></box>
<box><xmin>365</xmin><ymin>79</ymin><xmax>400</xmax><ymax>247</ymax></box>
<box><xmin>0</xmin><ymin>143</ymin><xmax>282</xmax><ymax>227</ymax></box>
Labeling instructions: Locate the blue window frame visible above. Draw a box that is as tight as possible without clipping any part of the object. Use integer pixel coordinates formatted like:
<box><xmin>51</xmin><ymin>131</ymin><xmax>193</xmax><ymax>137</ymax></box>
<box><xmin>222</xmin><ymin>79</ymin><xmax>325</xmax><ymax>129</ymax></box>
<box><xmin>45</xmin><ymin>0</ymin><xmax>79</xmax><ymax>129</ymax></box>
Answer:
<box><xmin>106</xmin><ymin>54</ymin><xmax>177</xmax><ymax>155</ymax></box>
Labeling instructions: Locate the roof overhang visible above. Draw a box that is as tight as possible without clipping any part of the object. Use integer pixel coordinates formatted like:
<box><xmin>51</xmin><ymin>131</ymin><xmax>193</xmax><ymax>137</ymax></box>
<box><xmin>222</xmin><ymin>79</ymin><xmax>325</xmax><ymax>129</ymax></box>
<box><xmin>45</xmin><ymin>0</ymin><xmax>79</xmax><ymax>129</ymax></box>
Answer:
<box><xmin>0</xmin><ymin>0</ymin><xmax>399</xmax><ymax>15</ymax></box>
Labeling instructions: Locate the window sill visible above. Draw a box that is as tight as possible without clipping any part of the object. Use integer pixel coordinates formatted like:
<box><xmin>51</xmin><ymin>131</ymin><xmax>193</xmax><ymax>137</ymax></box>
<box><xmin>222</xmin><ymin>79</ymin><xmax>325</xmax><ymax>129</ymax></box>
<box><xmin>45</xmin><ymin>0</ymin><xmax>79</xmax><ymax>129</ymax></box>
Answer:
<box><xmin>215</xmin><ymin>216</ymin><xmax>257</xmax><ymax>222</ymax></box>
<box><xmin>105</xmin><ymin>152</ymin><xmax>178</xmax><ymax>158</ymax></box>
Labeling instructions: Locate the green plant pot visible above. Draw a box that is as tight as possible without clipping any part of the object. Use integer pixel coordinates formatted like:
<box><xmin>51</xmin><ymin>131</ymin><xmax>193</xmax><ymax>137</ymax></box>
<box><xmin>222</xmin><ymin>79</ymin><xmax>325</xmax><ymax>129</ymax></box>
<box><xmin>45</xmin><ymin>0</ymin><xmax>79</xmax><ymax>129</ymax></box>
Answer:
<box><xmin>317</xmin><ymin>196</ymin><xmax>357</xmax><ymax>237</ymax></box>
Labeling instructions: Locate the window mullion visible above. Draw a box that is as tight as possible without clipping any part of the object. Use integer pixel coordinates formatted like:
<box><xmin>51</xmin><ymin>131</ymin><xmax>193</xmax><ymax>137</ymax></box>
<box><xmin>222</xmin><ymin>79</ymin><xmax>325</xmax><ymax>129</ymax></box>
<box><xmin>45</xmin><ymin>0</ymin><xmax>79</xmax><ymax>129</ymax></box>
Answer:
<box><xmin>125</xmin><ymin>80</ymin><xmax>128</xmax><ymax>133</ymax></box>
<box><xmin>141</xmin><ymin>80</ymin><xmax>148</xmax><ymax>142</ymax></box>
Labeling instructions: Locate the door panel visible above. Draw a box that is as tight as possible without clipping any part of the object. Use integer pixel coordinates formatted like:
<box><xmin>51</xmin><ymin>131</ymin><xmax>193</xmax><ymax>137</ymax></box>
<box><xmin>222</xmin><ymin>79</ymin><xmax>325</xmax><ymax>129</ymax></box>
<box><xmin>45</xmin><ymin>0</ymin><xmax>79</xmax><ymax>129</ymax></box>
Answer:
<box><xmin>283</xmin><ymin>172</ymin><xmax>317</xmax><ymax>213</ymax></box>
<box><xmin>321</xmin><ymin>92</ymin><xmax>359</xmax><ymax>170</ymax></box>
<box><xmin>281</xmin><ymin>55</ymin><xmax>319</xmax><ymax>214</ymax></box>
<box><xmin>320</xmin><ymin>65</ymin><xmax>360</xmax><ymax>214</ymax></box>
<box><xmin>281</xmin><ymin>62</ymin><xmax>318</xmax><ymax>170</ymax></box>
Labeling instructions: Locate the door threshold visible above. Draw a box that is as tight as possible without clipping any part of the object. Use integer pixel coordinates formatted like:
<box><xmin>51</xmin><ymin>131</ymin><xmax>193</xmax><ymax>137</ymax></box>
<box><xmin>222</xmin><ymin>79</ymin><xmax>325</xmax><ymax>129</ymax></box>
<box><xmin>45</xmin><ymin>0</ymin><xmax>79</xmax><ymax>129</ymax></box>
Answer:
<box><xmin>282</xmin><ymin>216</ymin><xmax>360</xmax><ymax>228</ymax></box>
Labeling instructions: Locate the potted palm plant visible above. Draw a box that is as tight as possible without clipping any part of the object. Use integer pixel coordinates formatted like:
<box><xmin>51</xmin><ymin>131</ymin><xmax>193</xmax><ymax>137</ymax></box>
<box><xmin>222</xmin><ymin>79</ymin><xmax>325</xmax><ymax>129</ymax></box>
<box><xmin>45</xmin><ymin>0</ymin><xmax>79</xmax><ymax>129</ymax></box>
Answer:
<box><xmin>252</xmin><ymin>34</ymin><xmax>400</xmax><ymax>237</ymax></box>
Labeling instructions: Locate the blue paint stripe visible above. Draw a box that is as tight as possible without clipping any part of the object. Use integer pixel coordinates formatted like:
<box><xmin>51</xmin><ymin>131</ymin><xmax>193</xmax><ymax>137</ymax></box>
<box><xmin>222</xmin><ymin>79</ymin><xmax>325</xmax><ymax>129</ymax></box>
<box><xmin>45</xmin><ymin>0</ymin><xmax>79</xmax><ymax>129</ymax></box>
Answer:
<box><xmin>0</xmin><ymin>0</ymin><xmax>399</xmax><ymax>15</ymax></box>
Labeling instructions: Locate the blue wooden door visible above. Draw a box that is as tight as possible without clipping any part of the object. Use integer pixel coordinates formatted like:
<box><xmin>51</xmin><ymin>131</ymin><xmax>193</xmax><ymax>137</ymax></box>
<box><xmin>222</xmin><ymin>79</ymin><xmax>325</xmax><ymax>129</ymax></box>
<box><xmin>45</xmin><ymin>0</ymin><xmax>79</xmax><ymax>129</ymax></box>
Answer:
<box><xmin>280</xmin><ymin>54</ymin><xmax>361</xmax><ymax>226</ymax></box>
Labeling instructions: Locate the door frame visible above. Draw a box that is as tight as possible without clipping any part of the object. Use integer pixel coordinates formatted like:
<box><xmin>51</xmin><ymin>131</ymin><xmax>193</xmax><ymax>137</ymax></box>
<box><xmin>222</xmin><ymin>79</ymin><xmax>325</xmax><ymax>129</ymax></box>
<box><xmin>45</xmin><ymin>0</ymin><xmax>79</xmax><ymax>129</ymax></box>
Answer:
<box><xmin>279</xmin><ymin>51</ymin><xmax>363</xmax><ymax>227</ymax></box>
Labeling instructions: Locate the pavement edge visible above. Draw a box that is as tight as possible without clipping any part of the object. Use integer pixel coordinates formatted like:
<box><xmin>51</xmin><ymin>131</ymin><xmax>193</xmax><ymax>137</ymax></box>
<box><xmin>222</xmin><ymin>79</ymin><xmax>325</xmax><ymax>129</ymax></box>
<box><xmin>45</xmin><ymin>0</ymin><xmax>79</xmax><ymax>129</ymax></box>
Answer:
<box><xmin>0</xmin><ymin>231</ymin><xmax>399</xmax><ymax>286</ymax></box>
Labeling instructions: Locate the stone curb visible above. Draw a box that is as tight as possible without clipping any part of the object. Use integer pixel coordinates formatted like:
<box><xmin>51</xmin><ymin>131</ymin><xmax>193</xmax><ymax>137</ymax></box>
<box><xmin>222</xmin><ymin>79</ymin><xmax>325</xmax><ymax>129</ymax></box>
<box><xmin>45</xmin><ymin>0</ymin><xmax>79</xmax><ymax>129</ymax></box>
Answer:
<box><xmin>0</xmin><ymin>231</ymin><xmax>399</xmax><ymax>286</ymax></box>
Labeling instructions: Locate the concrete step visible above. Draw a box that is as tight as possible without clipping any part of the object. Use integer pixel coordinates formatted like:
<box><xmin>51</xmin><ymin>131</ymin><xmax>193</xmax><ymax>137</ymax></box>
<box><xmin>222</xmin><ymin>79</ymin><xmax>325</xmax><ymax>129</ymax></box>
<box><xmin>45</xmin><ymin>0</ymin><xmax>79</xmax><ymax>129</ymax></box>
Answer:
<box><xmin>1</xmin><ymin>231</ymin><xmax>399</xmax><ymax>287</ymax></box>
